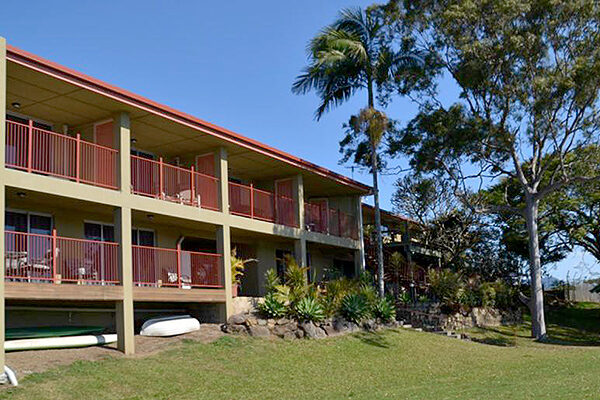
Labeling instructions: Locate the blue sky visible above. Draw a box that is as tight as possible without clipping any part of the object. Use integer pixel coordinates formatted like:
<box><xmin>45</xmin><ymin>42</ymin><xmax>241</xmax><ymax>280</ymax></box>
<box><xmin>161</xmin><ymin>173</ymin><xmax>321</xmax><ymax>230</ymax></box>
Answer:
<box><xmin>1</xmin><ymin>0</ymin><xmax>596</xmax><ymax>280</ymax></box>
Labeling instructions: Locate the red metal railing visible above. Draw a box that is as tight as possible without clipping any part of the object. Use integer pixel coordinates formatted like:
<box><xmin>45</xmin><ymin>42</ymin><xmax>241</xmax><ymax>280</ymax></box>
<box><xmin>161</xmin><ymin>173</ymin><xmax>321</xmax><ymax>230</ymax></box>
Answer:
<box><xmin>304</xmin><ymin>204</ymin><xmax>358</xmax><ymax>240</ymax></box>
<box><xmin>131</xmin><ymin>156</ymin><xmax>219</xmax><ymax>211</ymax></box>
<box><xmin>228</xmin><ymin>182</ymin><xmax>298</xmax><ymax>227</ymax></box>
<box><xmin>4</xmin><ymin>230</ymin><xmax>119</xmax><ymax>284</ymax></box>
<box><xmin>5</xmin><ymin>120</ymin><xmax>118</xmax><ymax>189</ymax></box>
<box><xmin>132</xmin><ymin>244</ymin><xmax>222</xmax><ymax>288</ymax></box>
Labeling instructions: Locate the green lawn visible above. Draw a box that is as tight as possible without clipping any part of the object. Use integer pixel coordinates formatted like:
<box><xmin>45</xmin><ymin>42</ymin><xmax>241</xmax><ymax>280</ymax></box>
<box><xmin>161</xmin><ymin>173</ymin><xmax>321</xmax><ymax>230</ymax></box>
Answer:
<box><xmin>3</xmin><ymin>304</ymin><xmax>600</xmax><ymax>400</ymax></box>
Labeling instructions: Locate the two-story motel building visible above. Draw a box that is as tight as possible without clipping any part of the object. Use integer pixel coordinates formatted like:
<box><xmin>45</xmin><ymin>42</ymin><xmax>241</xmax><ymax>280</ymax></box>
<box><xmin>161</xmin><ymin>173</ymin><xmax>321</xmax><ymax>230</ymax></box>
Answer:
<box><xmin>0</xmin><ymin>38</ymin><xmax>369</xmax><ymax>362</ymax></box>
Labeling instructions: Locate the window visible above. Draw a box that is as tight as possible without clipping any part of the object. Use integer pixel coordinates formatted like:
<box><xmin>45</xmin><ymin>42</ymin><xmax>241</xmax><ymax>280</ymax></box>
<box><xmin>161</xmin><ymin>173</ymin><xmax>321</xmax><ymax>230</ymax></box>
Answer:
<box><xmin>5</xmin><ymin>210</ymin><xmax>52</xmax><ymax>235</ymax></box>
<box><xmin>132</xmin><ymin>228</ymin><xmax>155</xmax><ymax>247</ymax></box>
<box><xmin>84</xmin><ymin>222</ymin><xmax>115</xmax><ymax>242</ymax></box>
<box><xmin>275</xmin><ymin>249</ymin><xmax>292</xmax><ymax>280</ymax></box>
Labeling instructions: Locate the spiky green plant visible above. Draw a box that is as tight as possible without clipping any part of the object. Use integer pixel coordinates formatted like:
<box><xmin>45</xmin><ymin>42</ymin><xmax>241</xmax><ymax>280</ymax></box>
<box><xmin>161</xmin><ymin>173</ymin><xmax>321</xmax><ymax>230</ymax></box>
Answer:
<box><xmin>258</xmin><ymin>293</ymin><xmax>287</xmax><ymax>319</ymax></box>
<box><xmin>373</xmin><ymin>297</ymin><xmax>396</xmax><ymax>323</ymax></box>
<box><xmin>341</xmin><ymin>293</ymin><xmax>371</xmax><ymax>323</ymax></box>
<box><xmin>294</xmin><ymin>297</ymin><xmax>325</xmax><ymax>323</ymax></box>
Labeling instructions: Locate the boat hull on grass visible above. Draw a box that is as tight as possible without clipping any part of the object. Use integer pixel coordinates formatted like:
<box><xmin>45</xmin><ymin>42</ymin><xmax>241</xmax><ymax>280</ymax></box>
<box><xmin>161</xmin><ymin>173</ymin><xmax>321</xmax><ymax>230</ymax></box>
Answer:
<box><xmin>140</xmin><ymin>315</ymin><xmax>200</xmax><ymax>337</ymax></box>
<box><xmin>5</xmin><ymin>334</ymin><xmax>117</xmax><ymax>352</ymax></box>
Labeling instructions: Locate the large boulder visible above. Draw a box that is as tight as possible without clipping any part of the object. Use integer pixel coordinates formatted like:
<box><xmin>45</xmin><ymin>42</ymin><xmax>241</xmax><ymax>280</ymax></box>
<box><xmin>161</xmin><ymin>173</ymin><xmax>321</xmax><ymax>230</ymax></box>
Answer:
<box><xmin>300</xmin><ymin>321</ymin><xmax>327</xmax><ymax>339</ymax></box>
<box><xmin>227</xmin><ymin>313</ymin><xmax>248</xmax><ymax>325</ymax></box>
<box><xmin>248</xmin><ymin>325</ymin><xmax>271</xmax><ymax>337</ymax></box>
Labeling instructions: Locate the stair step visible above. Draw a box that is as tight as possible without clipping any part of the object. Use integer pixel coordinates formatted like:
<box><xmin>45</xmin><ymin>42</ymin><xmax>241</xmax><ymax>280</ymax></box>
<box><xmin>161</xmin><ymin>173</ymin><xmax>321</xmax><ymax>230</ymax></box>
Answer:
<box><xmin>402</xmin><ymin>324</ymin><xmax>412</xmax><ymax>329</ymax></box>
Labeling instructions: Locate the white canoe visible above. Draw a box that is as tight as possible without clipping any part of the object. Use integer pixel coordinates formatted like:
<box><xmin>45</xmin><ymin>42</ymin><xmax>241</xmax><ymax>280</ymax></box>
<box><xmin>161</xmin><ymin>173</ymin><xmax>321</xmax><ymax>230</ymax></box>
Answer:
<box><xmin>5</xmin><ymin>334</ymin><xmax>117</xmax><ymax>352</ymax></box>
<box><xmin>140</xmin><ymin>315</ymin><xmax>200</xmax><ymax>337</ymax></box>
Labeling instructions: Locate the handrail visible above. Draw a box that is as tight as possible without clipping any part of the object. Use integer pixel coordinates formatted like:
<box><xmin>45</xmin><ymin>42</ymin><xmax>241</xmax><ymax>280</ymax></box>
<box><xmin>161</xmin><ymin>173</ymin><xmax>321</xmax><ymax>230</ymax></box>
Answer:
<box><xmin>132</xmin><ymin>244</ymin><xmax>222</xmax><ymax>288</ymax></box>
<box><xmin>4</xmin><ymin>230</ymin><xmax>120</xmax><ymax>284</ymax></box>
<box><xmin>5</xmin><ymin>119</ymin><xmax>119</xmax><ymax>189</ymax></box>
<box><xmin>131</xmin><ymin>155</ymin><xmax>220</xmax><ymax>211</ymax></box>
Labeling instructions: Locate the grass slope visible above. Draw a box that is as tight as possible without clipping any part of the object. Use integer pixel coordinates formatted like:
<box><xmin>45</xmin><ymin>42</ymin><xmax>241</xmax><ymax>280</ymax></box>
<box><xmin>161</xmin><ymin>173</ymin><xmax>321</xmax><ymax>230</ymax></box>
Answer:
<box><xmin>3</xmin><ymin>304</ymin><xmax>600</xmax><ymax>400</ymax></box>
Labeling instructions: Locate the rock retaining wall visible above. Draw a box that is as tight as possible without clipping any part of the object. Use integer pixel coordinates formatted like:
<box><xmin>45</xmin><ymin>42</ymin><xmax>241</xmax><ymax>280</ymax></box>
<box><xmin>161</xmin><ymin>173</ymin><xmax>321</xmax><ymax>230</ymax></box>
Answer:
<box><xmin>222</xmin><ymin>313</ymin><xmax>400</xmax><ymax>339</ymax></box>
<box><xmin>397</xmin><ymin>303</ymin><xmax>522</xmax><ymax>332</ymax></box>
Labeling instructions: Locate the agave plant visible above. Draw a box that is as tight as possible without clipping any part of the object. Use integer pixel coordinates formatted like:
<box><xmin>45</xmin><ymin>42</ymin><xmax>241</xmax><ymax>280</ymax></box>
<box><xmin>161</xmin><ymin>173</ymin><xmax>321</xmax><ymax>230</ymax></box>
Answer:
<box><xmin>294</xmin><ymin>297</ymin><xmax>325</xmax><ymax>323</ymax></box>
<box><xmin>258</xmin><ymin>293</ymin><xmax>287</xmax><ymax>319</ymax></box>
<box><xmin>341</xmin><ymin>293</ymin><xmax>371</xmax><ymax>323</ymax></box>
<box><xmin>373</xmin><ymin>296</ymin><xmax>396</xmax><ymax>323</ymax></box>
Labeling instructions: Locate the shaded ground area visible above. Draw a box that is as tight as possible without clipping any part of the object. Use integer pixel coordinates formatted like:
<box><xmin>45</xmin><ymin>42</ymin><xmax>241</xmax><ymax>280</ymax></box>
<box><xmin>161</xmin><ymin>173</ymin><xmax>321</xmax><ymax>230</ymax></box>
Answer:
<box><xmin>467</xmin><ymin>302</ymin><xmax>600</xmax><ymax>347</ymax></box>
<box><xmin>5</xmin><ymin>324</ymin><xmax>224</xmax><ymax>379</ymax></box>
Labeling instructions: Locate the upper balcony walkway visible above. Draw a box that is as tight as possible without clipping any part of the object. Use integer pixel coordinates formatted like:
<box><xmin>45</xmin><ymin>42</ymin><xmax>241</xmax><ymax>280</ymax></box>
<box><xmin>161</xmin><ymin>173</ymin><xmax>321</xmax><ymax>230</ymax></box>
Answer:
<box><xmin>4</xmin><ymin>118</ymin><xmax>359</xmax><ymax>240</ymax></box>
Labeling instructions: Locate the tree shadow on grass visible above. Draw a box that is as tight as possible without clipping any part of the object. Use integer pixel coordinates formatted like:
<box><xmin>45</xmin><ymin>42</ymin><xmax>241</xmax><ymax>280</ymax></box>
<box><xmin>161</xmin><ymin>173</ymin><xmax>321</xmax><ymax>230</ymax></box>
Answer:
<box><xmin>354</xmin><ymin>331</ymin><xmax>391</xmax><ymax>349</ymax></box>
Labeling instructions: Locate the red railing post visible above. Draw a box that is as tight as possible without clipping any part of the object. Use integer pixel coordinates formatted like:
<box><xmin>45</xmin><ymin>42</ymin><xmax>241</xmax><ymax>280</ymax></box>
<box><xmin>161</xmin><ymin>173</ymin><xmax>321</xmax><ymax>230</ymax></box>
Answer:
<box><xmin>250</xmin><ymin>183</ymin><xmax>254</xmax><ymax>219</ymax></box>
<box><xmin>159</xmin><ymin>157</ymin><xmax>164</xmax><ymax>199</ymax></box>
<box><xmin>176</xmin><ymin>244</ymin><xmax>182</xmax><ymax>288</ymax></box>
<box><xmin>27</xmin><ymin>120</ymin><xmax>33</xmax><ymax>173</ymax></box>
<box><xmin>190</xmin><ymin>165</ymin><xmax>196</xmax><ymax>206</ymax></box>
<box><xmin>75</xmin><ymin>133</ymin><xmax>81</xmax><ymax>183</ymax></box>
<box><xmin>52</xmin><ymin>228</ymin><xmax>57</xmax><ymax>283</ymax></box>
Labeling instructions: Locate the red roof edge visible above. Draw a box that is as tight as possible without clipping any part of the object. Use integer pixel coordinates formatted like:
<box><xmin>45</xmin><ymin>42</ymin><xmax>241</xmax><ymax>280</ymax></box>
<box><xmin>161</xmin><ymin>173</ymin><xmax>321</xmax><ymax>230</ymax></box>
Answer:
<box><xmin>6</xmin><ymin>44</ymin><xmax>371</xmax><ymax>194</ymax></box>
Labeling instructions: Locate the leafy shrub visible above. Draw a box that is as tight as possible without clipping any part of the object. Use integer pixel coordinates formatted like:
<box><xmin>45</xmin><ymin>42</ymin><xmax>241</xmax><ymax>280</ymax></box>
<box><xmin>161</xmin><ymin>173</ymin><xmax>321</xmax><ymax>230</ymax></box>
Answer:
<box><xmin>258</xmin><ymin>293</ymin><xmax>287</xmax><ymax>319</ymax></box>
<box><xmin>478</xmin><ymin>282</ymin><xmax>497</xmax><ymax>308</ymax></box>
<box><xmin>492</xmin><ymin>280</ymin><xmax>517</xmax><ymax>310</ymax></box>
<box><xmin>320</xmin><ymin>277</ymin><xmax>359</xmax><ymax>317</ymax></box>
<box><xmin>264</xmin><ymin>269</ymin><xmax>281</xmax><ymax>293</ymax></box>
<box><xmin>283</xmin><ymin>256</ymin><xmax>311</xmax><ymax>304</ymax></box>
<box><xmin>429</xmin><ymin>269</ymin><xmax>464</xmax><ymax>311</ymax></box>
<box><xmin>373</xmin><ymin>296</ymin><xmax>396</xmax><ymax>323</ymax></box>
<box><xmin>294</xmin><ymin>296</ymin><xmax>325</xmax><ymax>322</ymax></box>
<box><xmin>341</xmin><ymin>293</ymin><xmax>371</xmax><ymax>323</ymax></box>
<box><xmin>397</xmin><ymin>291</ymin><xmax>411</xmax><ymax>305</ymax></box>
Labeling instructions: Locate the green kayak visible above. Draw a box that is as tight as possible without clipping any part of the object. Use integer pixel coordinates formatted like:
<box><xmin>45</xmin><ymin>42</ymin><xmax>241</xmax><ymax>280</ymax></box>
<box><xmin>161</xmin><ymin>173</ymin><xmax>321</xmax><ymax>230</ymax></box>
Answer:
<box><xmin>6</xmin><ymin>326</ymin><xmax>105</xmax><ymax>340</ymax></box>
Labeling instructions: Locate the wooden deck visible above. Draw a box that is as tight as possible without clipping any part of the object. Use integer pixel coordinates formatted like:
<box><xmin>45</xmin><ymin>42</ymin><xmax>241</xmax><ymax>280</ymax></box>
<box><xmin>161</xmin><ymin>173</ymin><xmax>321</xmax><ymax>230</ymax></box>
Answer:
<box><xmin>5</xmin><ymin>282</ymin><xmax>226</xmax><ymax>303</ymax></box>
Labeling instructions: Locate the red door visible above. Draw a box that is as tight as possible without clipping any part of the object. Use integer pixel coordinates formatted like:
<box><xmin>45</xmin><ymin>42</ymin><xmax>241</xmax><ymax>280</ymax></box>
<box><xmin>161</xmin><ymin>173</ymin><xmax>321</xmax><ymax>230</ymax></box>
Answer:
<box><xmin>275</xmin><ymin>179</ymin><xmax>295</xmax><ymax>226</ymax></box>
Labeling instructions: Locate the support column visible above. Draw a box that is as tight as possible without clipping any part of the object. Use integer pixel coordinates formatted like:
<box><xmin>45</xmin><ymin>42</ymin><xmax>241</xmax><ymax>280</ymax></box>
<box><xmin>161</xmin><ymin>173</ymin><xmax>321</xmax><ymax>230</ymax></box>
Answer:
<box><xmin>354</xmin><ymin>195</ymin><xmax>366</xmax><ymax>275</ymax></box>
<box><xmin>113</xmin><ymin>112</ymin><xmax>131</xmax><ymax>192</ymax></box>
<box><xmin>217</xmin><ymin>224</ymin><xmax>233</xmax><ymax>320</ymax></box>
<box><xmin>215</xmin><ymin>147</ymin><xmax>229</xmax><ymax>214</ymax></box>
<box><xmin>294</xmin><ymin>238</ymin><xmax>307</xmax><ymax>268</ymax></box>
<box><xmin>0</xmin><ymin>37</ymin><xmax>7</xmax><ymax>375</ymax></box>
<box><xmin>115</xmin><ymin>207</ymin><xmax>134</xmax><ymax>355</ymax></box>
<box><xmin>293</xmin><ymin>174</ymin><xmax>305</xmax><ymax>229</ymax></box>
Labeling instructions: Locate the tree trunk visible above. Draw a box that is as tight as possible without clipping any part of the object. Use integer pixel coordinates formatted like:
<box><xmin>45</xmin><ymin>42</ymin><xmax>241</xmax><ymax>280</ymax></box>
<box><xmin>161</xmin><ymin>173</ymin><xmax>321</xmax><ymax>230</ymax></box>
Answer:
<box><xmin>524</xmin><ymin>196</ymin><xmax>547</xmax><ymax>340</ymax></box>
<box><xmin>366</xmin><ymin>81</ymin><xmax>385</xmax><ymax>297</ymax></box>
<box><xmin>371</xmin><ymin>141</ymin><xmax>385</xmax><ymax>297</ymax></box>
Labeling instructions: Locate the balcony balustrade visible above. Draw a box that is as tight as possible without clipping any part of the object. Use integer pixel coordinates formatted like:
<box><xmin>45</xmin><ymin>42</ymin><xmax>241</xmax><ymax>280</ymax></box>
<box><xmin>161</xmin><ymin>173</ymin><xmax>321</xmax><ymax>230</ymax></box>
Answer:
<box><xmin>5</xmin><ymin>120</ymin><xmax>118</xmax><ymax>189</ymax></box>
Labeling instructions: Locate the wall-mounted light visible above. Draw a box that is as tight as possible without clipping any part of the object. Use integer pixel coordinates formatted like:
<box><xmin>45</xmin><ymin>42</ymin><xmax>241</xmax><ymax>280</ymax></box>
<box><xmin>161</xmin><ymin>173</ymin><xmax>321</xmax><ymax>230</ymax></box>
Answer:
<box><xmin>16</xmin><ymin>192</ymin><xmax>26</xmax><ymax>198</ymax></box>
<box><xmin>146</xmin><ymin>214</ymin><xmax>154</xmax><ymax>221</ymax></box>
<box><xmin>11</xmin><ymin>102</ymin><xmax>21</xmax><ymax>109</ymax></box>
<box><xmin>131</xmin><ymin>138</ymin><xmax>137</xmax><ymax>144</ymax></box>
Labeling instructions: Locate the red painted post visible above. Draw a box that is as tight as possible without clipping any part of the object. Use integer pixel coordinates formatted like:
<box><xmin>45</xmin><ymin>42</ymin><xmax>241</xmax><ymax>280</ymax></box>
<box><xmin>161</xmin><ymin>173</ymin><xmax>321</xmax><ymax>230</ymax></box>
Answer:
<box><xmin>159</xmin><ymin>157</ymin><xmax>164</xmax><ymax>199</ymax></box>
<box><xmin>75</xmin><ymin>133</ymin><xmax>81</xmax><ymax>183</ymax></box>
<box><xmin>250</xmin><ymin>183</ymin><xmax>254</xmax><ymax>219</ymax></box>
<box><xmin>52</xmin><ymin>228</ymin><xmax>57</xmax><ymax>283</ymax></box>
<box><xmin>27</xmin><ymin>120</ymin><xmax>33</xmax><ymax>173</ymax></box>
<box><xmin>176</xmin><ymin>244</ymin><xmax>182</xmax><ymax>288</ymax></box>
<box><xmin>190</xmin><ymin>165</ymin><xmax>196</xmax><ymax>206</ymax></box>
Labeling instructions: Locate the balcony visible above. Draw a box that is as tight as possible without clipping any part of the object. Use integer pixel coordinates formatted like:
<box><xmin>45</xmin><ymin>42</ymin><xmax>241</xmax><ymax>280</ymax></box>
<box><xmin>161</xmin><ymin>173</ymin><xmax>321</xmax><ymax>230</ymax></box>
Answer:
<box><xmin>304</xmin><ymin>203</ymin><xmax>359</xmax><ymax>240</ymax></box>
<box><xmin>131</xmin><ymin>156</ymin><xmax>219</xmax><ymax>211</ymax></box>
<box><xmin>228</xmin><ymin>181</ymin><xmax>298</xmax><ymax>227</ymax></box>
<box><xmin>132</xmin><ymin>245</ymin><xmax>222</xmax><ymax>288</ymax></box>
<box><xmin>5</xmin><ymin>120</ymin><xmax>119</xmax><ymax>189</ymax></box>
<box><xmin>4</xmin><ymin>230</ymin><xmax>120</xmax><ymax>285</ymax></box>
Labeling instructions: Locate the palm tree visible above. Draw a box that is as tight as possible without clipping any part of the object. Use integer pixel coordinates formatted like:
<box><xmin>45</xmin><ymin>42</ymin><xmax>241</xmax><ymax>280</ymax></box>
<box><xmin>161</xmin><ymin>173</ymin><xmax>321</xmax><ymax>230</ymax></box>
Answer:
<box><xmin>292</xmin><ymin>7</ymin><xmax>422</xmax><ymax>297</ymax></box>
